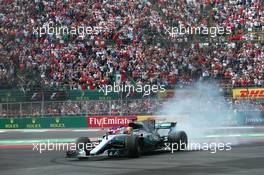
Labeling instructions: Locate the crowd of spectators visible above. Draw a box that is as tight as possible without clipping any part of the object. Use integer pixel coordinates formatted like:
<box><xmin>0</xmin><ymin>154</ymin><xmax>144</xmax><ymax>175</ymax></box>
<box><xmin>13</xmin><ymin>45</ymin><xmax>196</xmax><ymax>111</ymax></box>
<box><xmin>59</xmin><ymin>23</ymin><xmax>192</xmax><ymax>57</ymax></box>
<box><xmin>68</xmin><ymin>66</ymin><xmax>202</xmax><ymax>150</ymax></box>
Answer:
<box><xmin>233</xmin><ymin>98</ymin><xmax>264</xmax><ymax>112</ymax></box>
<box><xmin>0</xmin><ymin>0</ymin><xmax>263</xmax><ymax>118</ymax></box>
<box><xmin>0</xmin><ymin>99</ymin><xmax>163</xmax><ymax>117</ymax></box>
<box><xmin>0</xmin><ymin>97</ymin><xmax>263</xmax><ymax>117</ymax></box>
<box><xmin>0</xmin><ymin>0</ymin><xmax>263</xmax><ymax>91</ymax></box>
<box><xmin>212</xmin><ymin>0</ymin><xmax>264</xmax><ymax>39</ymax></box>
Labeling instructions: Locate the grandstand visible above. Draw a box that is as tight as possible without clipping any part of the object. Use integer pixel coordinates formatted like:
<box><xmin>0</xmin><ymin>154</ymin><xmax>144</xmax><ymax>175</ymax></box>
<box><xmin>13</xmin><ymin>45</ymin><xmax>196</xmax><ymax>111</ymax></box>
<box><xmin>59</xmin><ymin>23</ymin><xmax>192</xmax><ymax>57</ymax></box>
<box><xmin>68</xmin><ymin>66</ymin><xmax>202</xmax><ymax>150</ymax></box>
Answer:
<box><xmin>0</xmin><ymin>0</ymin><xmax>263</xmax><ymax>119</ymax></box>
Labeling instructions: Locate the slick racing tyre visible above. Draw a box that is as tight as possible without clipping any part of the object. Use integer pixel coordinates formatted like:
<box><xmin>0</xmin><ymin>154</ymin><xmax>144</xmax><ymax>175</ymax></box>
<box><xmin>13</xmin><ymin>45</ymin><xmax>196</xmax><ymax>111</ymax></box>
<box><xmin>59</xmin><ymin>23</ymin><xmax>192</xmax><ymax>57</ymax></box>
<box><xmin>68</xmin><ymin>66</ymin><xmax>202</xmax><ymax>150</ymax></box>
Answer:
<box><xmin>168</xmin><ymin>131</ymin><xmax>188</xmax><ymax>151</ymax></box>
<box><xmin>76</xmin><ymin>137</ymin><xmax>91</xmax><ymax>156</ymax></box>
<box><xmin>126</xmin><ymin>136</ymin><xmax>141</xmax><ymax>158</ymax></box>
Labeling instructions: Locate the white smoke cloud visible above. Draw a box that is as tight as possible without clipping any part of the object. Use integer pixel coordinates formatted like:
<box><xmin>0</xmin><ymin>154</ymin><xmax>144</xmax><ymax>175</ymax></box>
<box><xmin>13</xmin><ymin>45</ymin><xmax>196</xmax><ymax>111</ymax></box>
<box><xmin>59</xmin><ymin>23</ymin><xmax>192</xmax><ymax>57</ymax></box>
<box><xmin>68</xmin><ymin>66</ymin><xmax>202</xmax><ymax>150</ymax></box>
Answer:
<box><xmin>156</xmin><ymin>82</ymin><xmax>238</xmax><ymax>146</ymax></box>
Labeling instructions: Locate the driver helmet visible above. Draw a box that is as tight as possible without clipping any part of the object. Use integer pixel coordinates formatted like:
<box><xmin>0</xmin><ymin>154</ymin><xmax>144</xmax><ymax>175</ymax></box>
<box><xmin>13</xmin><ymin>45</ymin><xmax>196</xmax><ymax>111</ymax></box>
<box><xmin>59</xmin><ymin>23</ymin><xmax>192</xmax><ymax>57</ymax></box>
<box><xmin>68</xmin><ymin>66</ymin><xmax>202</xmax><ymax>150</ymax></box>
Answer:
<box><xmin>124</xmin><ymin>126</ymin><xmax>133</xmax><ymax>135</ymax></box>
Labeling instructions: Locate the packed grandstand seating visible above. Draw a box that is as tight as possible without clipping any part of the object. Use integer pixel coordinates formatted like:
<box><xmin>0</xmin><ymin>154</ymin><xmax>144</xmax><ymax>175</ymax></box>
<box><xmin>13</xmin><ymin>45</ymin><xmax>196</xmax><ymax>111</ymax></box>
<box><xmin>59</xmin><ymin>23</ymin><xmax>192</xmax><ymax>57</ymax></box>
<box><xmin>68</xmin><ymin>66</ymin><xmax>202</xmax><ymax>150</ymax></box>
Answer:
<box><xmin>0</xmin><ymin>0</ymin><xmax>263</xmax><ymax>117</ymax></box>
<box><xmin>1</xmin><ymin>0</ymin><xmax>263</xmax><ymax>90</ymax></box>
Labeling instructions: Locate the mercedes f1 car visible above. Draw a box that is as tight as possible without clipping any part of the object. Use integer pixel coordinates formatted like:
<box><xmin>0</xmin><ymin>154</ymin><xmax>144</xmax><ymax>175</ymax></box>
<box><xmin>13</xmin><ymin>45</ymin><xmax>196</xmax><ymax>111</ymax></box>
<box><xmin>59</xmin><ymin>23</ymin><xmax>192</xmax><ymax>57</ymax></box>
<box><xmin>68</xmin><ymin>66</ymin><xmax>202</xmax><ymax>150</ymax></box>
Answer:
<box><xmin>66</xmin><ymin>120</ymin><xmax>188</xmax><ymax>159</ymax></box>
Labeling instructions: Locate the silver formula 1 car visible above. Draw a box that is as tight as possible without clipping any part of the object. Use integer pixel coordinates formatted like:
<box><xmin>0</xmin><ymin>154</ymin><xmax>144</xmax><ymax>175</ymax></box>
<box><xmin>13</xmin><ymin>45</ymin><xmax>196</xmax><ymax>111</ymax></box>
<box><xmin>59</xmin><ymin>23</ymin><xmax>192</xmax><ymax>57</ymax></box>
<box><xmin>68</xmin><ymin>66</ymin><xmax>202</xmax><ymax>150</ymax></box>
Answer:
<box><xmin>66</xmin><ymin>120</ymin><xmax>188</xmax><ymax>159</ymax></box>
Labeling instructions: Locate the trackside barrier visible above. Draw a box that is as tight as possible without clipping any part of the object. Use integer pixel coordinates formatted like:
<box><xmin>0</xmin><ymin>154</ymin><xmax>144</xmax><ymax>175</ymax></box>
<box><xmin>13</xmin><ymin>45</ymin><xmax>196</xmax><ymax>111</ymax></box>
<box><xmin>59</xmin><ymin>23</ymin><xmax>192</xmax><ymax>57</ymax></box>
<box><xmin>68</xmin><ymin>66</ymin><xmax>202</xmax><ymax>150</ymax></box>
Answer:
<box><xmin>2</xmin><ymin>114</ymin><xmax>263</xmax><ymax>129</ymax></box>
<box><xmin>235</xmin><ymin>111</ymin><xmax>264</xmax><ymax>125</ymax></box>
<box><xmin>0</xmin><ymin>115</ymin><xmax>157</xmax><ymax>129</ymax></box>
<box><xmin>0</xmin><ymin>116</ymin><xmax>87</xmax><ymax>129</ymax></box>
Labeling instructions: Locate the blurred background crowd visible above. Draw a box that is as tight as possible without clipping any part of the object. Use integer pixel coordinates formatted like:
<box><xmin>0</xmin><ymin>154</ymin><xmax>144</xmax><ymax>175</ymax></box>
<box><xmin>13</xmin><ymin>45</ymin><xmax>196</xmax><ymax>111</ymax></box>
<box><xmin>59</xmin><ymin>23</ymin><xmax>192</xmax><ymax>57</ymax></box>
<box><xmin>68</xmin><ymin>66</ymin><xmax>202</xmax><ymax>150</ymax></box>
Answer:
<box><xmin>0</xmin><ymin>97</ymin><xmax>263</xmax><ymax>117</ymax></box>
<box><xmin>0</xmin><ymin>0</ymin><xmax>263</xmax><ymax>117</ymax></box>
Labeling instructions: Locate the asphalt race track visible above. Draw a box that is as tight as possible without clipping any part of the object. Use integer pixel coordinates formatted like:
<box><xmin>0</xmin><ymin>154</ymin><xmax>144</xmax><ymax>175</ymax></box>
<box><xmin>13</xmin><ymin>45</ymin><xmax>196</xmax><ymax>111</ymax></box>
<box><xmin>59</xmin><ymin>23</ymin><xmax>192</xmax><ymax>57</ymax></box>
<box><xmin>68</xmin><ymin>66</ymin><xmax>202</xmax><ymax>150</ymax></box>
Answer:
<box><xmin>1</xmin><ymin>128</ymin><xmax>264</xmax><ymax>175</ymax></box>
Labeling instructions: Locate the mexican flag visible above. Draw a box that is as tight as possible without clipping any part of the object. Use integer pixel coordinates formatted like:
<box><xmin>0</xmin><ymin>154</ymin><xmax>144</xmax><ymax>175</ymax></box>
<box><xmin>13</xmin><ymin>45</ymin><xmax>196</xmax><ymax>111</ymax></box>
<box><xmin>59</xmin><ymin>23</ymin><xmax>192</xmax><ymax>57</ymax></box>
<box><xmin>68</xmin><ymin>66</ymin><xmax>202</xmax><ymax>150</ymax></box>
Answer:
<box><xmin>113</xmin><ymin>71</ymin><xmax>125</xmax><ymax>85</ymax></box>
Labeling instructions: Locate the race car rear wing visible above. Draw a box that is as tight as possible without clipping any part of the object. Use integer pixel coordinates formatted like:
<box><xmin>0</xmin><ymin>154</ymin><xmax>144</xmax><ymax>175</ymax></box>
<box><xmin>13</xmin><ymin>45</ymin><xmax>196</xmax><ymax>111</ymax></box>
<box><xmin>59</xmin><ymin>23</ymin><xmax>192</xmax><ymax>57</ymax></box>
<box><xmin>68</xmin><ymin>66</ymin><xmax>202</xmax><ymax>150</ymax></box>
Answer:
<box><xmin>155</xmin><ymin>122</ymin><xmax>177</xmax><ymax>129</ymax></box>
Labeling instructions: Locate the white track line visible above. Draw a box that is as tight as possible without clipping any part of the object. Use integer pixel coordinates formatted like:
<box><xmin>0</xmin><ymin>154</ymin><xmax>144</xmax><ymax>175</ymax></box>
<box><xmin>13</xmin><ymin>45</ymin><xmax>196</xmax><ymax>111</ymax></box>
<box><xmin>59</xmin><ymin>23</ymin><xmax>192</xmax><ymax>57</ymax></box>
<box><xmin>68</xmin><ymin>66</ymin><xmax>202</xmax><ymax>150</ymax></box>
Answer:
<box><xmin>22</xmin><ymin>130</ymin><xmax>48</xmax><ymax>132</ymax></box>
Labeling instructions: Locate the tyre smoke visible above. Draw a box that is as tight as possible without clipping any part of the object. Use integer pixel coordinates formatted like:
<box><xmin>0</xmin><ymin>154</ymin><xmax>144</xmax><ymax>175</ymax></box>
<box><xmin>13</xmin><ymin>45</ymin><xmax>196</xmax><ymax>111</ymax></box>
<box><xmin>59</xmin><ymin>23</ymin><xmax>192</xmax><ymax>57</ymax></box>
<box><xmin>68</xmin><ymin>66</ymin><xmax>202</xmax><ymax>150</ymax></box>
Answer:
<box><xmin>156</xmin><ymin>82</ymin><xmax>244</xmax><ymax>146</ymax></box>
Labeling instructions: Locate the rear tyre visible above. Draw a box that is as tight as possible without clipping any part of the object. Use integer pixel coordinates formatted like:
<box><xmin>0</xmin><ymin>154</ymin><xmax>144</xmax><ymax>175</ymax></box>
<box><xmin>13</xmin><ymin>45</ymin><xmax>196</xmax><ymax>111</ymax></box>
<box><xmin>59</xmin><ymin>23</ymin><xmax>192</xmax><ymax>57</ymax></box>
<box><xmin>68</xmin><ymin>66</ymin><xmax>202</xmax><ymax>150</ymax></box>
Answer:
<box><xmin>168</xmin><ymin>131</ymin><xmax>188</xmax><ymax>151</ymax></box>
<box><xmin>126</xmin><ymin>136</ymin><xmax>141</xmax><ymax>158</ymax></box>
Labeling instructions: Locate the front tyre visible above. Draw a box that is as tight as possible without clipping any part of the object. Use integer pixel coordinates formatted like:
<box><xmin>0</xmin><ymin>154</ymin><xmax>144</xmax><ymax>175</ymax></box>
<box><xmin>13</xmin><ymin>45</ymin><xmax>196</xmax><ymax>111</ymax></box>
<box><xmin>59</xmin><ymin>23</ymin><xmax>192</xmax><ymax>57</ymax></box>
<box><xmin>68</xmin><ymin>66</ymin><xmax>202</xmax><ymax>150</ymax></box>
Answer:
<box><xmin>76</xmin><ymin>137</ymin><xmax>91</xmax><ymax>158</ymax></box>
<box><xmin>126</xmin><ymin>136</ymin><xmax>141</xmax><ymax>158</ymax></box>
